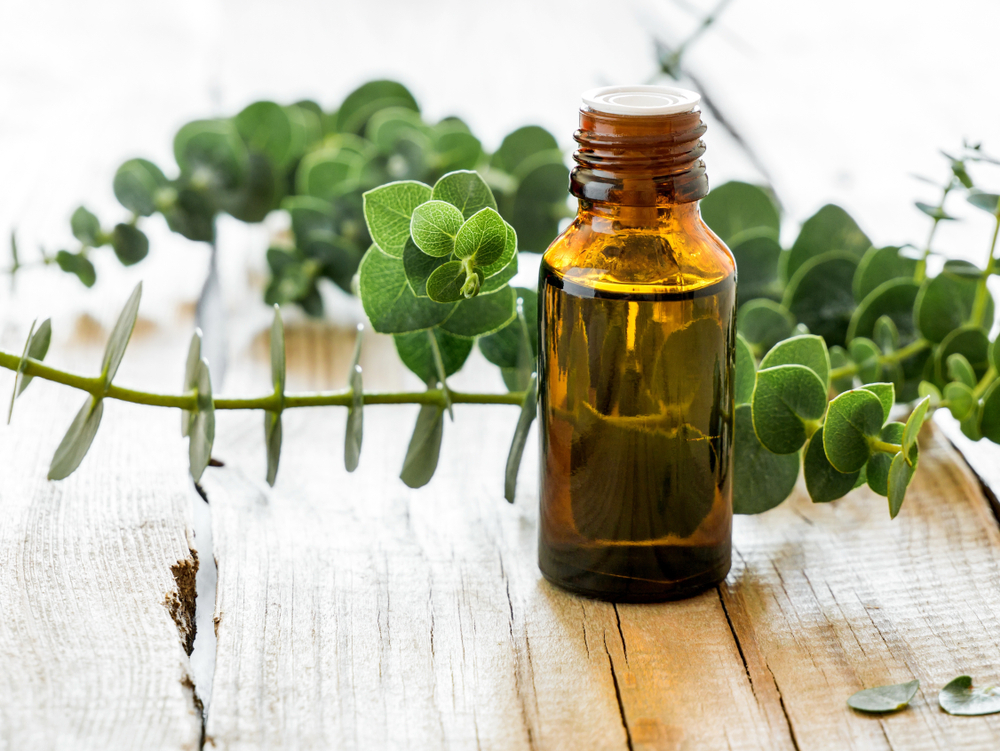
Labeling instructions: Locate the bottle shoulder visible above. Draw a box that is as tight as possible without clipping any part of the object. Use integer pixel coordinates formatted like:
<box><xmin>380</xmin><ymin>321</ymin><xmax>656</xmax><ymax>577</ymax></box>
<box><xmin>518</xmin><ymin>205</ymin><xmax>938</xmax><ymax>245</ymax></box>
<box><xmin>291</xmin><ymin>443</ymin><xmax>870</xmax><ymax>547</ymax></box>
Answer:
<box><xmin>542</xmin><ymin>211</ymin><xmax>735</xmax><ymax>296</ymax></box>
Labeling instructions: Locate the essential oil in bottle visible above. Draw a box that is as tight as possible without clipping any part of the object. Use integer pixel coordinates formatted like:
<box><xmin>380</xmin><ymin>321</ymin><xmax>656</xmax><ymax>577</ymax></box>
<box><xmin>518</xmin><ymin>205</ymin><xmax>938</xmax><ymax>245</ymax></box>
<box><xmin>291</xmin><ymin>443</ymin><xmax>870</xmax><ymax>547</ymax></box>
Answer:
<box><xmin>537</xmin><ymin>85</ymin><xmax>736</xmax><ymax>602</ymax></box>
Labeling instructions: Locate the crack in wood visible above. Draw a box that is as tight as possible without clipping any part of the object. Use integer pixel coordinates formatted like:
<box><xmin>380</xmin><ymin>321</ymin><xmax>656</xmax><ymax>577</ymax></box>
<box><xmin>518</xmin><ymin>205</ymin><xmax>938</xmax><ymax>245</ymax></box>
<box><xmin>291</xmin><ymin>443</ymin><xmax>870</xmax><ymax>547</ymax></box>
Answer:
<box><xmin>603</xmin><ymin>631</ymin><xmax>634</xmax><ymax>751</ymax></box>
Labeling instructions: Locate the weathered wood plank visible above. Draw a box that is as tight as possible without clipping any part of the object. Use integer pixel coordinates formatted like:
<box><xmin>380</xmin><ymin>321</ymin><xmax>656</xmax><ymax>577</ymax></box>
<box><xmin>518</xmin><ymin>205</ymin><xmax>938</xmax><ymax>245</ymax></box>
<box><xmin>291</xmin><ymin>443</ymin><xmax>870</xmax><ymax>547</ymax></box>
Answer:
<box><xmin>0</xmin><ymin>324</ymin><xmax>202</xmax><ymax>751</ymax></box>
<box><xmin>723</xmin><ymin>426</ymin><xmax>1000</xmax><ymax>750</ymax></box>
<box><xmin>203</xmin><ymin>322</ymin><xmax>781</xmax><ymax>750</ymax></box>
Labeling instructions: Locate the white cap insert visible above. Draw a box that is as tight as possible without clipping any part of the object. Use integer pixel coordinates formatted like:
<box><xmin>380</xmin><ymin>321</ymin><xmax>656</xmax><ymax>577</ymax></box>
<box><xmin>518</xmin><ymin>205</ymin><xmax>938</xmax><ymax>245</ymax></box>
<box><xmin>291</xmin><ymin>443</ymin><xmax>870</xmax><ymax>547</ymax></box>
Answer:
<box><xmin>581</xmin><ymin>85</ymin><xmax>701</xmax><ymax>116</ymax></box>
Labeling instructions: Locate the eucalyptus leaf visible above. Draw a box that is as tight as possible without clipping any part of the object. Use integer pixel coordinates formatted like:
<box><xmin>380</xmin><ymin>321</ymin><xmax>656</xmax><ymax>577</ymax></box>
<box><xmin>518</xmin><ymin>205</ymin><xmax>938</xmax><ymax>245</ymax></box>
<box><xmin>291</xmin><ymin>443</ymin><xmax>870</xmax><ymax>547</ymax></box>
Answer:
<box><xmin>48</xmin><ymin>396</ymin><xmax>104</xmax><ymax>480</ymax></box>
<box><xmin>915</xmin><ymin>201</ymin><xmax>957</xmax><ymax>221</ymax></box>
<box><xmin>737</xmin><ymin>299</ymin><xmax>795</xmax><ymax>353</ymax></box>
<box><xmin>735</xmin><ymin>334</ymin><xmax>756</xmax><ymax>406</ymax></box>
<box><xmin>700</xmin><ymin>181</ymin><xmax>780</xmax><ymax>245</ymax></box>
<box><xmin>270</xmin><ymin>304</ymin><xmax>286</xmax><ymax>397</ymax></box>
<box><xmin>400</xmin><ymin>405</ymin><xmax>444</xmax><ymax>488</ymax></box>
<box><xmin>173</xmin><ymin>119</ymin><xmax>248</xmax><ymax>191</ymax></box>
<box><xmin>944</xmin><ymin>381</ymin><xmax>975</xmax><ymax>421</ymax></box>
<box><xmin>733</xmin><ymin>404</ymin><xmax>800</xmax><ymax>514</ymax></box>
<box><xmin>939</xmin><ymin>675</ymin><xmax>1000</xmax><ymax>716</ymax></box>
<box><xmin>410</xmin><ymin>200</ymin><xmax>464</xmax><ymax>257</ymax></box>
<box><xmin>454</xmin><ymin>207</ymin><xmax>507</xmax><ymax>268</ymax></box>
<box><xmin>55</xmin><ymin>250</ymin><xmax>96</xmax><ymax>287</ymax></box>
<box><xmin>902</xmin><ymin>396</ymin><xmax>930</xmax><ymax>465</ymax></box>
<box><xmin>71</xmin><ymin>206</ymin><xmax>101</xmax><ymax>246</ymax></box>
<box><xmin>431</xmin><ymin>170</ymin><xmax>497</xmax><ymax>220</ymax></box>
<box><xmin>188</xmin><ymin>358</ymin><xmax>215</xmax><ymax>483</ymax></box>
<box><xmin>362</xmin><ymin>180</ymin><xmax>432</xmax><ymax>258</ymax></box>
<box><xmin>479</xmin><ymin>220</ymin><xmax>517</xmax><ymax>279</ymax></box>
<box><xmin>847</xmin><ymin>680</ymin><xmax>919</xmax><ymax>714</ymax></box>
<box><xmin>478</xmin><ymin>288</ymin><xmax>538</xmax><ymax>371</ymax></box>
<box><xmin>829</xmin><ymin>345</ymin><xmax>855</xmax><ymax>393</ymax></box>
<box><xmin>759</xmin><ymin>334</ymin><xmax>830</xmax><ymax>387</ymax></box>
<box><xmin>505</xmin><ymin>374</ymin><xmax>538</xmax><ymax>503</ymax></box>
<box><xmin>439</xmin><ymin>286</ymin><xmax>516</xmax><ymax>339</ymax></box>
<box><xmin>751</xmin><ymin>364</ymin><xmax>828</xmax><ymax>455</ymax></box>
<box><xmin>730</xmin><ymin>234</ymin><xmax>782</xmax><ymax>301</ymax></box>
<box><xmin>8</xmin><ymin>319</ymin><xmax>37</xmax><ymax>424</ymax></box>
<box><xmin>915</xmin><ymin>264</ymin><xmax>994</xmax><ymax>343</ymax></box>
<box><xmin>491</xmin><ymin>125</ymin><xmax>558</xmax><ymax>175</ymax></box>
<box><xmin>335</xmin><ymin>80</ymin><xmax>418</xmax><ymax>134</ymax></box>
<box><xmin>967</xmin><ymin>191</ymin><xmax>1000</xmax><ymax>214</ymax></box>
<box><xmin>102</xmin><ymin>282</ymin><xmax>142</xmax><ymax>387</ymax></box>
<box><xmin>358</xmin><ymin>246</ymin><xmax>456</xmax><ymax>333</ymax></box>
<box><xmin>402</xmin><ymin>236</ymin><xmax>449</xmax><ymax>297</ymax></box>
<box><xmin>853</xmin><ymin>246</ymin><xmax>918</xmax><ymax>303</ymax></box>
<box><xmin>866</xmin><ymin>422</ymin><xmax>906</xmax><ymax>497</ymax></box>
<box><xmin>888</xmin><ymin>451</ymin><xmax>917</xmax><ymax>518</ymax></box>
<box><xmin>947</xmin><ymin>353</ymin><xmax>977</xmax><ymax>388</ymax></box>
<box><xmin>234</xmin><ymin>100</ymin><xmax>295</xmax><ymax>166</ymax></box>
<box><xmin>110</xmin><ymin>223</ymin><xmax>149</xmax><ymax>266</ymax></box>
<box><xmin>872</xmin><ymin>315</ymin><xmax>900</xmax><ymax>354</ymax></box>
<box><xmin>980</xmin><ymin>382</ymin><xmax>1000</xmax><ymax>443</ymax></box>
<box><xmin>296</xmin><ymin>147</ymin><xmax>364</xmax><ymax>201</ymax></box>
<box><xmin>113</xmin><ymin>158</ymin><xmax>168</xmax><ymax>216</ymax></box>
<box><xmin>824</xmin><ymin>389</ymin><xmax>886</xmax><ymax>473</ymax></box>
<box><xmin>394</xmin><ymin>327</ymin><xmax>473</xmax><ymax>383</ymax></box>
<box><xmin>12</xmin><ymin>317</ymin><xmax>51</xmax><ymax>401</ymax></box>
<box><xmin>783</xmin><ymin>251</ymin><xmax>859</xmax><ymax>347</ymax></box>
<box><xmin>935</xmin><ymin>327</ymin><xmax>991</xmax><ymax>385</ymax></box>
<box><xmin>784</xmin><ymin>204</ymin><xmax>871</xmax><ymax>283</ymax></box>
<box><xmin>848</xmin><ymin>338</ymin><xmax>882</xmax><ymax>383</ymax></box>
<box><xmin>427</xmin><ymin>329</ymin><xmax>454</xmax><ymax>420</ymax></box>
<box><xmin>345</xmin><ymin>326</ymin><xmax>364</xmax><ymax>472</ymax></box>
<box><xmin>425</xmin><ymin>261</ymin><xmax>469</xmax><ymax>303</ymax></box>
<box><xmin>804</xmin><ymin>426</ymin><xmax>861</xmax><ymax>503</ymax></box>
<box><xmin>847</xmin><ymin>279</ymin><xmax>920</xmax><ymax>344</ymax></box>
<box><xmin>264</xmin><ymin>410</ymin><xmax>282</xmax><ymax>486</ymax></box>
<box><xmin>991</xmin><ymin>337</ymin><xmax>1000</xmax><ymax>374</ymax></box>
<box><xmin>862</xmin><ymin>382</ymin><xmax>895</xmax><ymax>424</ymax></box>
<box><xmin>181</xmin><ymin>329</ymin><xmax>202</xmax><ymax>438</ymax></box>
<box><xmin>508</xmin><ymin>152</ymin><xmax>569</xmax><ymax>251</ymax></box>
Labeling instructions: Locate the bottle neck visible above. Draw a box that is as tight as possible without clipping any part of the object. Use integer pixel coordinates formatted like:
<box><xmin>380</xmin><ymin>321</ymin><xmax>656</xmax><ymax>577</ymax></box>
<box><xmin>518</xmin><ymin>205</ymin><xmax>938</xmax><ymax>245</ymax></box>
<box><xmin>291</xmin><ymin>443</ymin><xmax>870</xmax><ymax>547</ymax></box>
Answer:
<box><xmin>570</xmin><ymin>107</ymin><xmax>708</xmax><ymax>208</ymax></box>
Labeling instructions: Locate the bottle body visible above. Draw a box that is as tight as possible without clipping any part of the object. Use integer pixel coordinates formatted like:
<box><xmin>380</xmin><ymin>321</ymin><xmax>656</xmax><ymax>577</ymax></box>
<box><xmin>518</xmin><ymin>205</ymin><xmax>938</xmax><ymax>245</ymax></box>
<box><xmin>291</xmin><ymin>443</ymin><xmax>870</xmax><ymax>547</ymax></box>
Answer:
<box><xmin>537</xmin><ymin>99</ymin><xmax>735</xmax><ymax>602</ymax></box>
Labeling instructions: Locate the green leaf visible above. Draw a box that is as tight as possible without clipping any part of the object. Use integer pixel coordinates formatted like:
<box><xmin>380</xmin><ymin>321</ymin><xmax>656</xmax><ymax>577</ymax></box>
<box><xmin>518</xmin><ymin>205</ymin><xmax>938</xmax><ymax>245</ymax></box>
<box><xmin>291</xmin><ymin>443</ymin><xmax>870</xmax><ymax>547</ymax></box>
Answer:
<box><xmin>784</xmin><ymin>204</ymin><xmax>871</xmax><ymax>283</ymax></box>
<box><xmin>947</xmin><ymin>353</ymin><xmax>977</xmax><ymax>388</ymax></box>
<box><xmin>234</xmin><ymin>101</ymin><xmax>295</xmax><ymax>166</ymax></box>
<box><xmin>434</xmin><ymin>125</ymin><xmax>482</xmax><ymax>173</ymax></box>
<box><xmin>345</xmin><ymin>325</ymin><xmax>364</xmax><ymax>472</ymax></box>
<box><xmin>453</xmin><ymin>207</ymin><xmax>507</xmax><ymax>269</ymax></box>
<box><xmin>824</xmin><ymin>389</ymin><xmax>886</xmax><ymax>473</ymax></box>
<box><xmin>848</xmin><ymin>338</ymin><xmax>882</xmax><ymax>383</ymax></box>
<box><xmin>853</xmin><ymin>246</ymin><xmax>918</xmax><ymax>303</ymax></box>
<box><xmin>71</xmin><ymin>206</ymin><xmax>101</xmax><ymax>246</ymax></box>
<box><xmin>102</xmin><ymin>282</ymin><xmax>142</xmax><ymax>387</ymax></box>
<box><xmin>188</xmin><ymin>358</ymin><xmax>214</xmax><ymax>483</ymax></box>
<box><xmin>804</xmin><ymin>425</ymin><xmax>861</xmax><ymax>503</ymax></box>
<box><xmin>848</xmin><ymin>279</ymin><xmax>921</xmax><ymax>344</ymax></box>
<box><xmin>479</xmin><ymin>220</ymin><xmax>517</xmax><ymax>279</ymax></box>
<box><xmin>410</xmin><ymin>200</ymin><xmax>464</xmax><ymax>257</ymax></box>
<box><xmin>967</xmin><ymin>191</ymin><xmax>1000</xmax><ymax>214</ymax></box>
<box><xmin>915</xmin><ymin>201</ymin><xmax>957</xmax><ymax>221</ymax></box>
<box><xmin>939</xmin><ymin>676</ymin><xmax>1000</xmax><ymax>716</ymax></box>
<box><xmin>270</xmin><ymin>304</ymin><xmax>285</xmax><ymax>397</ymax></box>
<box><xmin>903</xmin><ymin>396</ymin><xmax>930</xmax><ymax>465</ymax></box>
<box><xmin>426</xmin><ymin>329</ymin><xmax>455</xmax><ymax>420</ymax></box>
<box><xmin>944</xmin><ymin>381</ymin><xmax>976</xmax><ymax>421</ymax></box>
<box><xmin>431</xmin><ymin>170</ymin><xmax>498</xmax><ymax>220</ymax></box>
<box><xmin>425</xmin><ymin>260</ymin><xmax>470</xmax><ymax>303</ymax></box>
<box><xmin>783</xmin><ymin>251</ymin><xmax>859</xmax><ymax>347</ymax></box>
<box><xmin>402</xmin><ymin>237</ymin><xmax>449</xmax><ymax>297</ymax></box>
<box><xmin>700</xmin><ymin>182</ymin><xmax>780</xmax><ymax>245</ymax></box>
<box><xmin>730</xmin><ymin>234</ymin><xmax>782</xmax><ymax>302</ymax></box>
<box><xmin>991</xmin><ymin>337</ymin><xmax>1000</xmax><ymax>374</ymax></box>
<box><xmin>478</xmin><ymin>288</ymin><xmax>538</xmax><ymax>370</ymax></box>
<box><xmin>759</xmin><ymin>334</ymin><xmax>830</xmax><ymax>388</ymax></box>
<box><xmin>961</xmin><ymin>401</ymin><xmax>984</xmax><ymax>441</ymax></box>
<box><xmin>162</xmin><ymin>187</ymin><xmax>216</xmax><ymax>243</ymax></box>
<box><xmin>55</xmin><ymin>250</ymin><xmax>96</xmax><ymax>287</ymax></box>
<box><xmin>935</xmin><ymin>326</ymin><xmax>991</xmax><ymax>385</ymax></box>
<box><xmin>737</xmin><ymin>299</ymin><xmax>795</xmax><ymax>353</ymax></box>
<box><xmin>888</xmin><ymin>452</ymin><xmax>917</xmax><ymax>518</ymax></box>
<box><xmin>110</xmin><ymin>224</ymin><xmax>149</xmax><ymax>266</ymax></box>
<box><xmin>505</xmin><ymin>374</ymin><xmax>538</xmax><ymax>503</ymax></box>
<box><xmin>480</xmin><ymin>253</ymin><xmax>518</xmax><ymax>295</ymax></box>
<box><xmin>508</xmin><ymin>152</ymin><xmax>569</xmax><ymax>252</ymax></box>
<box><xmin>735</xmin><ymin>334</ymin><xmax>756</xmax><ymax>406</ymax></box>
<box><xmin>264</xmin><ymin>411</ymin><xmax>282</xmax><ymax>486</ymax></box>
<box><xmin>366</xmin><ymin>107</ymin><xmax>428</xmax><ymax>152</ymax></box>
<box><xmin>284</xmin><ymin>195</ymin><xmax>336</xmax><ymax>240</ymax></box>
<box><xmin>915</xmin><ymin>263</ymin><xmax>994</xmax><ymax>343</ymax></box>
<box><xmin>362</xmin><ymin>180</ymin><xmax>432</xmax><ymax>258</ymax></box>
<box><xmin>733</xmin><ymin>404</ymin><xmax>800</xmax><ymax>514</ymax></box>
<box><xmin>980</xmin><ymin>382</ymin><xmax>1000</xmax><ymax>443</ymax></box>
<box><xmin>400</xmin><ymin>405</ymin><xmax>444</xmax><ymax>488</ymax></box>
<box><xmin>866</xmin><ymin>422</ymin><xmax>905</xmax><ymax>496</ymax></box>
<box><xmin>491</xmin><ymin>125</ymin><xmax>559</xmax><ymax>175</ymax></box>
<box><xmin>847</xmin><ymin>680</ymin><xmax>919</xmax><ymax>714</ymax></box>
<box><xmin>335</xmin><ymin>80</ymin><xmax>418</xmax><ymax>134</ymax></box>
<box><xmin>394</xmin><ymin>327</ymin><xmax>473</xmax><ymax>383</ymax></box>
<box><xmin>872</xmin><ymin>315</ymin><xmax>900</xmax><ymax>353</ymax></box>
<box><xmin>918</xmin><ymin>381</ymin><xmax>942</xmax><ymax>406</ymax></box>
<box><xmin>439</xmin><ymin>285</ymin><xmax>516</xmax><ymax>338</ymax></box>
<box><xmin>174</xmin><ymin>119</ymin><xmax>248</xmax><ymax>191</ymax></box>
<box><xmin>48</xmin><ymin>396</ymin><xmax>104</xmax><ymax>480</ymax></box>
<box><xmin>751</xmin><ymin>365</ymin><xmax>828</xmax><ymax>454</ymax></box>
<box><xmin>8</xmin><ymin>319</ymin><xmax>49</xmax><ymax>423</ymax></box>
<box><xmin>113</xmin><ymin>159</ymin><xmax>167</xmax><ymax>216</ymax></box>
<box><xmin>358</xmin><ymin>246</ymin><xmax>456</xmax><ymax>333</ymax></box>
<box><xmin>296</xmin><ymin>147</ymin><xmax>364</xmax><ymax>201</ymax></box>
<box><xmin>862</xmin><ymin>383</ymin><xmax>895</xmax><ymax>424</ymax></box>
<box><xmin>181</xmin><ymin>329</ymin><xmax>202</xmax><ymax>438</ymax></box>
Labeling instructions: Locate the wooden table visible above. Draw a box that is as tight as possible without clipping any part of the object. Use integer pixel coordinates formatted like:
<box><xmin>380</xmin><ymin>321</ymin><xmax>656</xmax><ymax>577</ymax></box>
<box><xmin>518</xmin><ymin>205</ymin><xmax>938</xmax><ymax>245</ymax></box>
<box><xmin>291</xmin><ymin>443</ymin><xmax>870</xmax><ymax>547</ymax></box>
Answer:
<box><xmin>2</xmin><ymin>313</ymin><xmax>1000</xmax><ymax>751</ymax></box>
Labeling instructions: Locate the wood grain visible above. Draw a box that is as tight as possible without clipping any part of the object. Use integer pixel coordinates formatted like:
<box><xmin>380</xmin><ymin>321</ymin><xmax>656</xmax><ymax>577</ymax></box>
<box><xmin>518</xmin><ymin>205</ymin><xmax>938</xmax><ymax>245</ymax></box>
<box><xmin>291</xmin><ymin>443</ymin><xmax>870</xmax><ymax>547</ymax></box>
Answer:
<box><xmin>0</xmin><ymin>324</ymin><xmax>202</xmax><ymax>751</ymax></box>
<box><xmin>202</xmin><ymin>323</ymin><xmax>782</xmax><ymax>750</ymax></box>
<box><xmin>723</xmin><ymin>425</ymin><xmax>1000</xmax><ymax>750</ymax></box>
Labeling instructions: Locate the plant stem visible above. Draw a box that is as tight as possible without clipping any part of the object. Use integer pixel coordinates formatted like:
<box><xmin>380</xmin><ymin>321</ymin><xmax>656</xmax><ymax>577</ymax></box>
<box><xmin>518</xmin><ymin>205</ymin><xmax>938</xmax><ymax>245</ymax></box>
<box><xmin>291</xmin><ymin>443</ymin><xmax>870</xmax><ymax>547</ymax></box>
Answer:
<box><xmin>828</xmin><ymin>338</ymin><xmax>932</xmax><ymax>383</ymax></box>
<box><xmin>972</xmin><ymin>366</ymin><xmax>997</xmax><ymax>401</ymax></box>
<box><xmin>869</xmin><ymin>438</ymin><xmax>902</xmax><ymax>455</ymax></box>
<box><xmin>914</xmin><ymin>182</ymin><xmax>953</xmax><ymax>283</ymax></box>
<box><xmin>970</xmin><ymin>203</ymin><xmax>1000</xmax><ymax>327</ymax></box>
<box><xmin>0</xmin><ymin>350</ymin><xmax>526</xmax><ymax>412</ymax></box>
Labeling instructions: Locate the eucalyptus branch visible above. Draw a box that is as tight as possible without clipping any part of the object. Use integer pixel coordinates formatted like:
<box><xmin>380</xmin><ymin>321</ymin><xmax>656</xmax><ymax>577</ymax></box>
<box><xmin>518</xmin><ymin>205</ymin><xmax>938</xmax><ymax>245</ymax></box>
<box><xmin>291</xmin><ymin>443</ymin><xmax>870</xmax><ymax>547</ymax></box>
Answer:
<box><xmin>913</xmin><ymin>180</ymin><xmax>954</xmax><ymax>283</ymax></box>
<box><xmin>828</xmin><ymin>338</ymin><xmax>932</xmax><ymax>382</ymax></box>
<box><xmin>970</xmin><ymin>203</ymin><xmax>1000</xmax><ymax>326</ymax></box>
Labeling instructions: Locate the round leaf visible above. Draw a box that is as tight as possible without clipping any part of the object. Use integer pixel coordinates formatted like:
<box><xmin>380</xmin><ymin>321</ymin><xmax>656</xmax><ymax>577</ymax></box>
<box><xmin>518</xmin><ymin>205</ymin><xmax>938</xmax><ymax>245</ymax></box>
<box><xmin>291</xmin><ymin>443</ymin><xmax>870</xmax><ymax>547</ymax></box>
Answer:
<box><xmin>967</xmin><ymin>191</ymin><xmax>1000</xmax><ymax>214</ymax></box>
<box><xmin>804</xmin><ymin>425</ymin><xmax>861</xmax><ymax>503</ymax></box>
<box><xmin>454</xmin><ymin>207</ymin><xmax>507</xmax><ymax>268</ymax></box>
<box><xmin>508</xmin><ymin>152</ymin><xmax>569</xmax><ymax>252</ymax></box>
<box><xmin>358</xmin><ymin>246</ymin><xmax>456</xmax><ymax>333</ymax></box>
<box><xmin>491</xmin><ymin>125</ymin><xmax>558</xmax><ymax>175</ymax></box>
<box><xmin>113</xmin><ymin>159</ymin><xmax>167</xmax><ymax>216</ymax></box>
<box><xmin>980</xmin><ymin>381</ymin><xmax>1000</xmax><ymax>443</ymax></box>
<box><xmin>71</xmin><ymin>206</ymin><xmax>101</xmax><ymax>246</ymax></box>
<box><xmin>915</xmin><ymin>264</ymin><xmax>994</xmax><ymax>343</ymax></box>
<box><xmin>394</xmin><ymin>327</ymin><xmax>473</xmax><ymax>383</ymax></box>
<box><xmin>866</xmin><ymin>422</ymin><xmax>906</xmax><ymax>497</ymax></box>
<box><xmin>737</xmin><ymin>299</ymin><xmax>795</xmax><ymax>352</ymax></box>
<box><xmin>438</xmin><ymin>286</ymin><xmax>516</xmax><ymax>339</ymax></box>
<box><xmin>751</xmin><ymin>365</ymin><xmax>828</xmax><ymax>455</ymax></box>
<box><xmin>944</xmin><ymin>381</ymin><xmax>975</xmax><ymax>421</ymax></box>
<box><xmin>234</xmin><ymin>101</ymin><xmax>295</xmax><ymax>166</ymax></box>
<box><xmin>733</xmin><ymin>404</ymin><xmax>800</xmax><ymax>514</ymax></box>
<box><xmin>410</xmin><ymin>200</ymin><xmax>464</xmax><ymax>257</ymax></box>
<box><xmin>700</xmin><ymin>182</ymin><xmax>780</xmax><ymax>245</ymax></box>
<box><xmin>902</xmin><ymin>396</ymin><xmax>930</xmax><ymax>466</ymax></box>
<box><xmin>784</xmin><ymin>204</ymin><xmax>871</xmax><ymax>283</ymax></box>
<box><xmin>848</xmin><ymin>338</ymin><xmax>882</xmax><ymax>383</ymax></box>
<box><xmin>400</xmin><ymin>405</ymin><xmax>444</xmax><ymax>488</ymax></box>
<box><xmin>426</xmin><ymin>261</ymin><xmax>469</xmax><ymax>303</ymax></box>
<box><xmin>362</xmin><ymin>180</ymin><xmax>432</xmax><ymax>258</ymax></box>
<box><xmin>730</xmin><ymin>234</ymin><xmax>782</xmax><ymax>301</ymax></box>
<box><xmin>939</xmin><ymin>675</ymin><xmax>1000</xmax><ymax>716</ymax></box>
<box><xmin>824</xmin><ymin>389</ymin><xmax>886</xmax><ymax>473</ymax></box>
<box><xmin>847</xmin><ymin>680</ymin><xmax>919</xmax><ymax>714</ymax></box>
<box><xmin>110</xmin><ymin>224</ymin><xmax>149</xmax><ymax>266</ymax></box>
<box><xmin>759</xmin><ymin>334</ymin><xmax>830</xmax><ymax>388</ymax></box>
<box><xmin>735</xmin><ymin>334</ymin><xmax>756</xmax><ymax>406</ymax></box>
<box><xmin>55</xmin><ymin>250</ymin><xmax>96</xmax><ymax>288</ymax></box>
<box><xmin>431</xmin><ymin>170</ymin><xmax>497</xmax><ymax>220</ymax></box>
<box><xmin>853</xmin><ymin>246</ymin><xmax>918</xmax><ymax>303</ymax></box>
<box><xmin>847</xmin><ymin>278</ymin><xmax>920</xmax><ymax>343</ymax></box>
<box><xmin>783</xmin><ymin>251</ymin><xmax>859</xmax><ymax>347</ymax></box>
<box><xmin>947</xmin><ymin>353</ymin><xmax>977</xmax><ymax>388</ymax></box>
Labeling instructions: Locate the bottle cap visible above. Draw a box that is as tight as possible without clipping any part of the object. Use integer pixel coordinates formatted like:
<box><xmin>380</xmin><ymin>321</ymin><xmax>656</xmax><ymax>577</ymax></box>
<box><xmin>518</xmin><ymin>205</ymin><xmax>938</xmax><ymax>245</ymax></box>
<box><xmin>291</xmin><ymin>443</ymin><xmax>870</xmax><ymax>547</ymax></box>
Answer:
<box><xmin>581</xmin><ymin>85</ymin><xmax>701</xmax><ymax>116</ymax></box>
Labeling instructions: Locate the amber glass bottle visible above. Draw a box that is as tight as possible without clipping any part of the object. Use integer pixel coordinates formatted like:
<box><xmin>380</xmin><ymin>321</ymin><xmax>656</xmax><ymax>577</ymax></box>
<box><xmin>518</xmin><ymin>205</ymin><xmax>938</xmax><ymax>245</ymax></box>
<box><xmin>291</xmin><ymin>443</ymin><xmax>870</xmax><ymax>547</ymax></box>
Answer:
<box><xmin>537</xmin><ymin>86</ymin><xmax>736</xmax><ymax>602</ymax></box>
